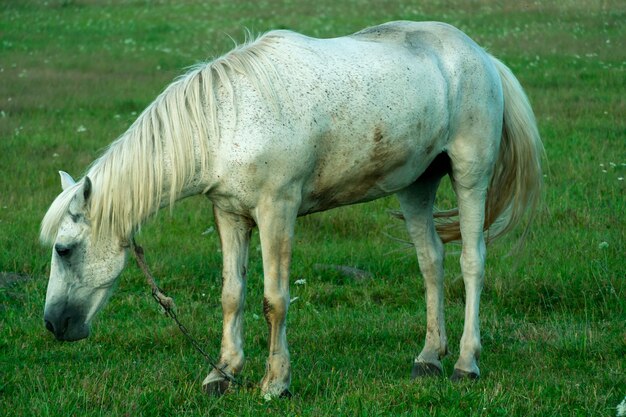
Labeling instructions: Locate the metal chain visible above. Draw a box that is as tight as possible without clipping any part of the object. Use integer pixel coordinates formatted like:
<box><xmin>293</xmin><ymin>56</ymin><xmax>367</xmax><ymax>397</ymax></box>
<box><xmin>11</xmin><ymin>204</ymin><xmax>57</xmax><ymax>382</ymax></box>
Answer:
<box><xmin>131</xmin><ymin>238</ymin><xmax>242</xmax><ymax>389</ymax></box>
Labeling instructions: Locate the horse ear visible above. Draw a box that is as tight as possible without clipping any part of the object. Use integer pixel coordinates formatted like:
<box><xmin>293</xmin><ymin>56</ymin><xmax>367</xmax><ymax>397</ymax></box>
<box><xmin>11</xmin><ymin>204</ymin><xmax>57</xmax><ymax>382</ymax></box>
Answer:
<box><xmin>68</xmin><ymin>177</ymin><xmax>92</xmax><ymax>213</ymax></box>
<box><xmin>59</xmin><ymin>171</ymin><xmax>76</xmax><ymax>190</ymax></box>
<box><xmin>82</xmin><ymin>176</ymin><xmax>92</xmax><ymax>202</ymax></box>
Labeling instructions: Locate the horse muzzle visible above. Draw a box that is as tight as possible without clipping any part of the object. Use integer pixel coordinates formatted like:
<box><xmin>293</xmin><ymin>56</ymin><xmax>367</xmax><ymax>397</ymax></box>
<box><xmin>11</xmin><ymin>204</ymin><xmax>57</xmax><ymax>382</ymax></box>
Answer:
<box><xmin>44</xmin><ymin>305</ymin><xmax>90</xmax><ymax>341</ymax></box>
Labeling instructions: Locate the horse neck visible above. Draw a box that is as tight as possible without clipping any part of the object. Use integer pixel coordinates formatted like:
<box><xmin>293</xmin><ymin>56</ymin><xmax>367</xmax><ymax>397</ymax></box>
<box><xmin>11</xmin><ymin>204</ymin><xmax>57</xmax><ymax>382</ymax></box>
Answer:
<box><xmin>87</xmin><ymin>105</ymin><xmax>213</xmax><ymax>240</ymax></box>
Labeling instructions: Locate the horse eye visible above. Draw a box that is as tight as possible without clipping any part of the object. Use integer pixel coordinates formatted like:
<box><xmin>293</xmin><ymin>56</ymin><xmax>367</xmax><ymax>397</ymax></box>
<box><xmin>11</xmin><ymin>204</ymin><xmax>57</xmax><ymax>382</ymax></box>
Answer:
<box><xmin>55</xmin><ymin>243</ymin><xmax>73</xmax><ymax>258</ymax></box>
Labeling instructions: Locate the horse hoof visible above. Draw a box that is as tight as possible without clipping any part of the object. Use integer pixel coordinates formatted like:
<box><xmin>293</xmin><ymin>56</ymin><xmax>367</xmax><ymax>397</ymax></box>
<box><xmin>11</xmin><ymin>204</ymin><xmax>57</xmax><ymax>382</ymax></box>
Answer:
<box><xmin>203</xmin><ymin>379</ymin><xmax>231</xmax><ymax>396</ymax></box>
<box><xmin>411</xmin><ymin>362</ymin><xmax>443</xmax><ymax>378</ymax></box>
<box><xmin>450</xmin><ymin>368</ymin><xmax>479</xmax><ymax>382</ymax></box>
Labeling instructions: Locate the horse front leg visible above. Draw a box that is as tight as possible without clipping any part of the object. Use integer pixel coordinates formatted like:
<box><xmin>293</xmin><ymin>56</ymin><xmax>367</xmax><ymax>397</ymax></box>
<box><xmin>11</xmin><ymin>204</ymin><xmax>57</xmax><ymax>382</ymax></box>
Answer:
<box><xmin>254</xmin><ymin>196</ymin><xmax>299</xmax><ymax>398</ymax></box>
<box><xmin>203</xmin><ymin>207</ymin><xmax>253</xmax><ymax>395</ymax></box>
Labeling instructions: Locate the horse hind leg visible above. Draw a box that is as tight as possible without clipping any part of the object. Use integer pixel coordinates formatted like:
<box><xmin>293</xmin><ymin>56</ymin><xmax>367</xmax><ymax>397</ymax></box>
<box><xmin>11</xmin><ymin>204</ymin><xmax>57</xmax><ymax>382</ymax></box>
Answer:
<box><xmin>396</xmin><ymin>155</ymin><xmax>450</xmax><ymax>378</ymax></box>
<box><xmin>449</xmin><ymin>181</ymin><xmax>487</xmax><ymax>381</ymax></box>
<box><xmin>447</xmin><ymin>128</ymin><xmax>499</xmax><ymax>381</ymax></box>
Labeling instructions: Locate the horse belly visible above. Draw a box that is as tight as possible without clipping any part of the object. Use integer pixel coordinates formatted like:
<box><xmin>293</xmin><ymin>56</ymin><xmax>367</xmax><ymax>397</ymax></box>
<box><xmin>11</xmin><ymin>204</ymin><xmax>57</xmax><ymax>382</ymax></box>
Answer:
<box><xmin>299</xmin><ymin>123</ymin><xmax>442</xmax><ymax>215</ymax></box>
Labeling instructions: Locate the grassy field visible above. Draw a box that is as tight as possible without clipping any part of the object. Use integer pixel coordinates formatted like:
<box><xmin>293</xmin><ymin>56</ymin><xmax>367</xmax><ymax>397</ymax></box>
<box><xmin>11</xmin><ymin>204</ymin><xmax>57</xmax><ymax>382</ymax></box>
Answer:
<box><xmin>1</xmin><ymin>0</ymin><xmax>624</xmax><ymax>416</ymax></box>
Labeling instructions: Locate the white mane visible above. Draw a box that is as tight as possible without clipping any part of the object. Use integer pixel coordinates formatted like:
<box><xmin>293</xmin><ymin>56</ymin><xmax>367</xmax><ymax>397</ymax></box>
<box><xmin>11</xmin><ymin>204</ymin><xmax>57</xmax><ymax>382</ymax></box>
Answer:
<box><xmin>41</xmin><ymin>32</ymin><xmax>284</xmax><ymax>244</ymax></box>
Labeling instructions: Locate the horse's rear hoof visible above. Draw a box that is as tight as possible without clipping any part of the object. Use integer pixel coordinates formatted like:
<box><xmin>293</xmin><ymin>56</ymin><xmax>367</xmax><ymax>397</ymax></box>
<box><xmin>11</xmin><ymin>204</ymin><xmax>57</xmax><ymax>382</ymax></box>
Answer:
<box><xmin>279</xmin><ymin>389</ymin><xmax>292</xmax><ymax>399</ymax></box>
<box><xmin>203</xmin><ymin>379</ymin><xmax>231</xmax><ymax>396</ymax></box>
<box><xmin>450</xmin><ymin>368</ymin><xmax>479</xmax><ymax>382</ymax></box>
<box><xmin>411</xmin><ymin>361</ymin><xmax>443</xmax><ymax>378</ymax></box>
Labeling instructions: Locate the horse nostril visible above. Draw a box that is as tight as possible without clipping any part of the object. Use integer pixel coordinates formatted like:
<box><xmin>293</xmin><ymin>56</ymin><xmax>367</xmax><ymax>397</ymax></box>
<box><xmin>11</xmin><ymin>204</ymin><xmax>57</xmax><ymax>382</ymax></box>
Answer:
<box><xmin>45</xmin><ymin>320</ymin><xmax>55</xmax><ymax>334</ymax></box>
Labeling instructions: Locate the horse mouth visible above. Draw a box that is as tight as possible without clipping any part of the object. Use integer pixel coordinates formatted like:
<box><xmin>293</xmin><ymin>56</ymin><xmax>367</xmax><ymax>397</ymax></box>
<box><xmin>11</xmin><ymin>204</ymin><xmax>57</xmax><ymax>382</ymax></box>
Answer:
<box><xmin>44</xmin><ymin>305</ymin><xmax>91</xmax><ymax>341</ymax></box>
<box><xmin>45</xmin><ymin>317</ymin><xmax>90</xmax><ymax>341</ymax></box>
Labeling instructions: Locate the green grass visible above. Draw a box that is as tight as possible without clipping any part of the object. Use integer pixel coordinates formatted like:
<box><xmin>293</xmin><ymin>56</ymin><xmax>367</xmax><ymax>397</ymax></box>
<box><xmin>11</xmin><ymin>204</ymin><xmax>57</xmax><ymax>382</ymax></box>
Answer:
<box><xmin>1</xmin><ymin>1</ymin><xmax>625</xmax><ymax>416</ymax></box>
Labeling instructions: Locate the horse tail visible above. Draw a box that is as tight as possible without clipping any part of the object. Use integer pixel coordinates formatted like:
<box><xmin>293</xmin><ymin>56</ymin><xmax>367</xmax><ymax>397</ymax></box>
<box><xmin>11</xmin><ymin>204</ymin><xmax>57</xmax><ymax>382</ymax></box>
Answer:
<box><xmin>434</xmin><ymin>56</ymin><xmax>544</xmax><ymax>244</ymax></box>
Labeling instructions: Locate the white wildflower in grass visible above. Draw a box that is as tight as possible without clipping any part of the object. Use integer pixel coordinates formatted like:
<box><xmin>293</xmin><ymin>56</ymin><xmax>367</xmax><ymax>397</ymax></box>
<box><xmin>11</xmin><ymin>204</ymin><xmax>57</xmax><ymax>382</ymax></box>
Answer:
<box><xmin>617</xmin><ymin>396</ymin><xmax>626</xmax><ymax>417</ymax></box>
<box><xmin>294</xmin><ymin>279</ymin><xmax>306</xmax><ymax>285</ymax></box>
<box><xmin>598</xmin><ymin>241</ymin><xmax>609</xmax><ymax>249</ymax></box>
<box><xmin>263</xmin><ymin>393</ymin><xmax>273</xmax><ymax>402</ymax></box>
<box><xmin>76</xmin><ymin>125</ymin><xmax>87</xmax><ymax>133</ymax></box>
<box><xmin>52</xmin><ymin>153</ymin><xmax>59</xmax><ymax>158</ymax></box>
<box><xmin>618</xmin><ymin>177</ymin><xmax>624</xmax><ymax>181</ymax></box>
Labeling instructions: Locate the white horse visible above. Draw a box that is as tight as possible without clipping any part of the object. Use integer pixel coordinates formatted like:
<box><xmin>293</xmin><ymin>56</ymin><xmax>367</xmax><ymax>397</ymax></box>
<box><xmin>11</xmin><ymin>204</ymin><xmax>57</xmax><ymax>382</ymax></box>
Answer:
<box><xmin>41</xmin><ymin>21</ymin><xmax>542</xmax><ymax>397</ymax></box>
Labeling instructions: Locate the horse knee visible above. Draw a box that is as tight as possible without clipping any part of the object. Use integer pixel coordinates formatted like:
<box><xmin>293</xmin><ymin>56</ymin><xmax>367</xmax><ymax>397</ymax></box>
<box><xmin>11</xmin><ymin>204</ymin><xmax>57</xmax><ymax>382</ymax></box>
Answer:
<box><xmin>460</xmin><ymin>245</ymin><xmax>485</xmax><ymax>281</ymax></box>
<box><xmin>417</xmin><ymin>238</ymin><xmax>444</xmax><ymax>281</ymax></box>
<box><xmin>263</xmin><ymin>294</ymin><xmax>288</xmax><ymax>323</ymax></box>
<box><xmin>420</xmin><ymin>250</ymin><xmax>443</xmax><ymax>279</ymax></box>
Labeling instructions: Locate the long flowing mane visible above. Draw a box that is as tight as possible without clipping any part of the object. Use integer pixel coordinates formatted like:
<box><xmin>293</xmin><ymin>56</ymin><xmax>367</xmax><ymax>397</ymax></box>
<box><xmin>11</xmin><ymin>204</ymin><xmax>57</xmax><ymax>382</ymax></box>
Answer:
<box><xmin>41</xmin><ymin>32</ymin><xmax>284</xmax><ymax>244</ymax></box>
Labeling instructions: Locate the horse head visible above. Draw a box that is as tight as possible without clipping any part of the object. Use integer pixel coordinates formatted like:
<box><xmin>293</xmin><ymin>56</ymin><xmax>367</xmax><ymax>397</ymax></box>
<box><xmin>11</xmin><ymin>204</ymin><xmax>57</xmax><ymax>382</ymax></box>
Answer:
<box><xmin>42</xmin><ymin>171</ymin><xmax>128</xmax><ymax>341</ymax></box>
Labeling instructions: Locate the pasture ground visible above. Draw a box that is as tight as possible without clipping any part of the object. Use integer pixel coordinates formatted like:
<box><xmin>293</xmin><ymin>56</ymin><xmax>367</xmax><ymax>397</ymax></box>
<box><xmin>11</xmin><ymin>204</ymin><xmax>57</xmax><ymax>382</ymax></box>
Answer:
<box><xmin>0</xmin><ymin>1</ymin><xmax>624</xmax><ymax>416</ymax></box>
